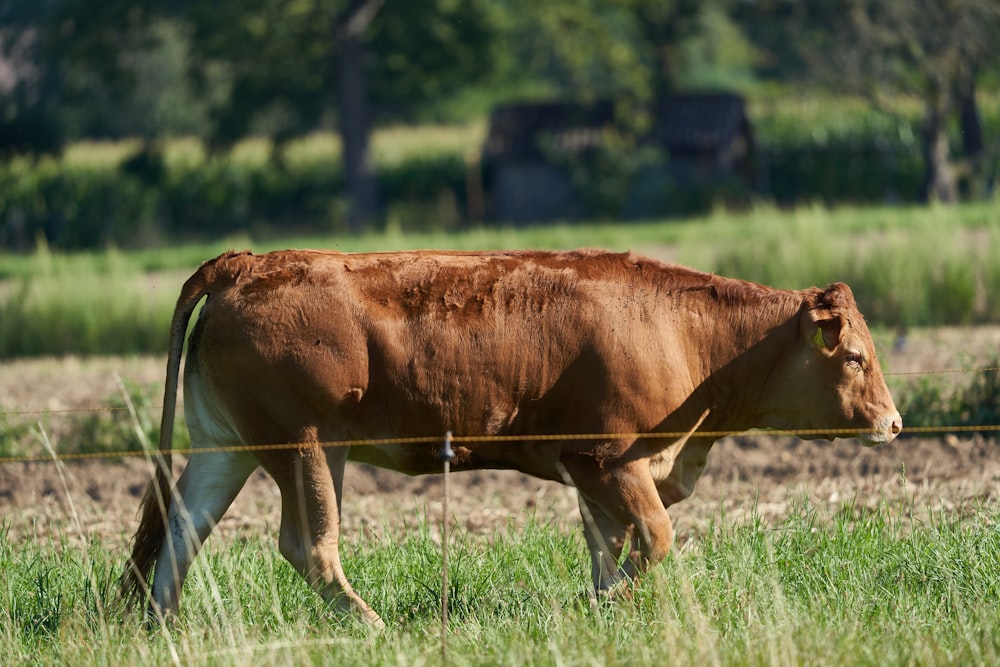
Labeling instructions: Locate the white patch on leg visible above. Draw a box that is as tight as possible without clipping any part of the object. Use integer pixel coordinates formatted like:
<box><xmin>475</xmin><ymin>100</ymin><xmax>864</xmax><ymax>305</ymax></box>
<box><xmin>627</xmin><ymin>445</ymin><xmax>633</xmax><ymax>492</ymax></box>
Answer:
<box><xmin>151</xmin><ymin>371</ymin><xmax>258</xmax><ymax>616</ymax></box>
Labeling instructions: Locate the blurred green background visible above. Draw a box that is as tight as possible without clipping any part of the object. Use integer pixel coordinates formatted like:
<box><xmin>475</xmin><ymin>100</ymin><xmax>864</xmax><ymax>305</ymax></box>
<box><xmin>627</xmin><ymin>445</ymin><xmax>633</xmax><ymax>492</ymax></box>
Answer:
<box><xmin>1</xmin><ymin>0</ymin><xmax>999</xmax><ymax>362</ymax></box>
<box><xmin>1</xmin><ymin>0</ymin><xmax>998</xmax><ymax>249</ymax></box>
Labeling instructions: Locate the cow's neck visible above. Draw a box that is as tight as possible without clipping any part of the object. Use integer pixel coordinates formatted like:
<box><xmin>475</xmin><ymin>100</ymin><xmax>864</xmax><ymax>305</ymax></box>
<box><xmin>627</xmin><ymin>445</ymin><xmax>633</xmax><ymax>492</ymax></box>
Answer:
<box><xmin>677</xmin><ymin>278</ymin><xmax>805</xmax><ymax>435</ymax></box>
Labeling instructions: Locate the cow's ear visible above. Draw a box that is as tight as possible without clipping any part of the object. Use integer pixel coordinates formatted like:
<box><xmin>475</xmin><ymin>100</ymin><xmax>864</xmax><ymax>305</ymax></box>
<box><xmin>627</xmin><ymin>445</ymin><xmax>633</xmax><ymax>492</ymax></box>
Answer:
<box><xmin>802</xmin><ymin>308</ymin><xmax>843</xmax><ymax>354</ymax></box>
<box><xmin>816</xmin><ymin>316</ymin><xmax>842</xmax><ymax>351</ymax></box>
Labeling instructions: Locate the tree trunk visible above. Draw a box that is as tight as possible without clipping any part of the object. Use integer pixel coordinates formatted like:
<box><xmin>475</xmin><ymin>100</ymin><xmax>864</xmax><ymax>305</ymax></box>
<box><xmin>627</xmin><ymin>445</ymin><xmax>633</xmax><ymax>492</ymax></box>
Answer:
<box><xmin>956</xmin><ymin>64</ymin><xmax>986</xmax><ymax>198</ymax></box>
<box><xmin>958</xmin><ymin>71</ymin><xmax>983</xmax><ymax>158</ymax></box>
<box><xmin>921</xmin><ymin>79</ymin><xmax>957</xmax><ymax>203</ymax></box>
<box><xmin>337</xmin><ymin>1</ymin><xmax>382</xmax><ymax>231</ymax></box>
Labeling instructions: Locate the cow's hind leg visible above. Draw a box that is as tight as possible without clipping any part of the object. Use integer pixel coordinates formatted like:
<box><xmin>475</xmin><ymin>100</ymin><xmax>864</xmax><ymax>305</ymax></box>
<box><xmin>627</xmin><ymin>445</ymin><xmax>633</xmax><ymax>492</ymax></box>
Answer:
<box><xmin>268</xmin><ymin>445</ymin><xmax>384</xmax><ymax>628</ymax></box>
<box><xmin>150</xmin><ymin>450</ymin><xmax>258</xmax><ymax>621</ymax></box>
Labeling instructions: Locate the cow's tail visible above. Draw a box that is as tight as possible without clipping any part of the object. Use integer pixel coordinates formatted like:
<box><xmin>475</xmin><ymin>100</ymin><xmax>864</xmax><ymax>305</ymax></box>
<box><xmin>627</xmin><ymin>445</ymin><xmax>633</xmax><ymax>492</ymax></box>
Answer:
<box><xmin>119</xmin><ymin>253</ymin><xmax>243</xmax><ymax>612</ymax></box>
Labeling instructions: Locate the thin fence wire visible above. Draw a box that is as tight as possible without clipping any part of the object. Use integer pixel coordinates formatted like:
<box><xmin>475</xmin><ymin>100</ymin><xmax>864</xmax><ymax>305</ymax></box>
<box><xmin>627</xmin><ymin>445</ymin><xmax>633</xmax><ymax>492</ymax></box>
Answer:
<box><xmin>0</xmin><ymin>425</ymin><xmax>997</xmax><ymax>466</ymax></box>
<box><xmin>888</xmin><ymin>366</ymin><xmax>1000</xmax><ymax>377</ymax></box>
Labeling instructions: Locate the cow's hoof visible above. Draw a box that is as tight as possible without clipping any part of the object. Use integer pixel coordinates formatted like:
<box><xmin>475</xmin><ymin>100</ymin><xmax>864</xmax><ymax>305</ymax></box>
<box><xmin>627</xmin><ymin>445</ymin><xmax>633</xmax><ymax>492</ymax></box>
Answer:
<box><xmin>361</xmin><ymin>608</ymin><xmax>386</xmax><ymax>630</ymax></box>
<box><xmin>591</xmin><ymin>578</ymin><xmax>637</xmax><ymax>606</ymax></box>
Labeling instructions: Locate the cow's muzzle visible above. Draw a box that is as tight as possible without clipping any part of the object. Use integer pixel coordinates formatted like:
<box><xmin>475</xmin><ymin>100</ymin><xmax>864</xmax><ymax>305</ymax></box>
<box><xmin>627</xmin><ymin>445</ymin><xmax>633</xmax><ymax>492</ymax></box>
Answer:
<box><xmin>859</xmin><ymin>411</ymin><xmax>903</xmax><ymax>446</ymax></box>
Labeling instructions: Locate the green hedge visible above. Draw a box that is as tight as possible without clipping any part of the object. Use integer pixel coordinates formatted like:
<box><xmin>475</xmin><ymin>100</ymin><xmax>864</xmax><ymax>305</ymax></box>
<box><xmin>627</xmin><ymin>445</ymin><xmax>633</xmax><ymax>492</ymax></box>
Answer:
<box><xmin>0</xmin><ymin>159</ymin><xmax>160</xmax><ymax>249</ymax></box>
<box><xmin>0</xmin><ymin>150</ymin><xmax>470</xmax><ymax>250</ymax></box>
<box><xmin>760</xmin><ymin>144</ymin><xmax>925</xmax><ymax>204</ymax></box>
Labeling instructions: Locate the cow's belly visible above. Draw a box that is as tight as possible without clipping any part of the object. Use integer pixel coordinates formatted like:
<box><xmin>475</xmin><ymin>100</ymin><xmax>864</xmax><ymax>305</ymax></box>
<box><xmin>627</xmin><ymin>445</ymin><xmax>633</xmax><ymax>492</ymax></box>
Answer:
<box><xmin>346</xmin><ymin>436</ymin><xmax>567</xmax><ymax>482</ymax></box>
<box><xmin>346</xmin><ymin>441</ymin><xmax>452</xmax><ymax>475</ymax></box>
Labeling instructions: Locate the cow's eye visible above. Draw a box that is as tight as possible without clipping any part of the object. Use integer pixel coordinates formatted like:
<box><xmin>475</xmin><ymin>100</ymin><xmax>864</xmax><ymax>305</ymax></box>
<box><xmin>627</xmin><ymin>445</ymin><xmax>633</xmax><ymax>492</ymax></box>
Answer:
<box><xmin>845</xmin><ymin>350</ymin><xmax>863</xmax><ymax>367</ymax></box>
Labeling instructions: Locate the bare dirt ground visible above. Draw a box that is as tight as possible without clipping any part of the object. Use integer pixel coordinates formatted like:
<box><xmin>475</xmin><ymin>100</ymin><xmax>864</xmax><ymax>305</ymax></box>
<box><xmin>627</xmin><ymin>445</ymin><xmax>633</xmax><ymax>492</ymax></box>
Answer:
<box><xmin>1</xmin><ymin>325</ymin><xmax>998</xmax><ymax>552</ymax></box>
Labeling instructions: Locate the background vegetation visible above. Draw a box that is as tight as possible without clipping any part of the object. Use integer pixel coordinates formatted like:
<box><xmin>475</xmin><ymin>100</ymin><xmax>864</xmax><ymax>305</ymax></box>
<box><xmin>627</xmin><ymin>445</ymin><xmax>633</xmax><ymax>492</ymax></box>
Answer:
<box><xmin>4</xmin><ymin>95</ymin><xmax>996</xmax><ymax>249</ymax></box>
<box><xmin>2</xmin><ymin>1</ymin><xmax>1000</xmax><ymax>246</ymax></box>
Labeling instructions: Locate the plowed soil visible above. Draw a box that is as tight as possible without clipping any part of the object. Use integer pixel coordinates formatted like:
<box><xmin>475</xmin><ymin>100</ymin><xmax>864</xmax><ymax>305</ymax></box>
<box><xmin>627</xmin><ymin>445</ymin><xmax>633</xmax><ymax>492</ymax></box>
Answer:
<box><xmin>1</xmin><ymin>325</ymin><xmax>998</xmax><ymax>551</ymax></box>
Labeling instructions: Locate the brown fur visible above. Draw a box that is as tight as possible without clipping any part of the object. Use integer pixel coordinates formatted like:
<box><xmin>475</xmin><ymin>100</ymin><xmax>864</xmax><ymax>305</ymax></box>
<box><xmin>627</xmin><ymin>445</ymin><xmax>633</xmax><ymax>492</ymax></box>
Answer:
<box><xmin>121</xmin><ymin>248</ymin><xmax>901</xmax><ymax>623</ymax></box>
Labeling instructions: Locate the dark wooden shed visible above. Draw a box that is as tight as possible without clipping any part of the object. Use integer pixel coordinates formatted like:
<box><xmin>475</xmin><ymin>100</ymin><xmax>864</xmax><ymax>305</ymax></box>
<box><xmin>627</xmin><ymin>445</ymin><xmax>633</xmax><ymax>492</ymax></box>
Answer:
<box><xmin>482</xmin><ymin>93</ymin><xmax>753</xmax><ymax>222</ymax></box>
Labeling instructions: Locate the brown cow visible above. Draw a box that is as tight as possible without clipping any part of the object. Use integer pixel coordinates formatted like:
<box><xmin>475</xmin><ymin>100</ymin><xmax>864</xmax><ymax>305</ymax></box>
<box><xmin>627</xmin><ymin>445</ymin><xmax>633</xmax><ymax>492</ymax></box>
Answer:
<box><xmin>121</xmin><ymin>248</ymin><xmax>901</xmax><ymax>627</ymax></box>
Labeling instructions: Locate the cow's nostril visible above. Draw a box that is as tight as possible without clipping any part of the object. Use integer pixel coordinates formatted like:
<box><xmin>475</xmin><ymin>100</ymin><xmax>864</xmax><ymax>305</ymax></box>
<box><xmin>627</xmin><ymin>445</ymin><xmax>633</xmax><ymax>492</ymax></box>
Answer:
<box><xmin>891</xmin><ymin>415</ymin><xmax>902</xmax><ymax>435</ymax></box>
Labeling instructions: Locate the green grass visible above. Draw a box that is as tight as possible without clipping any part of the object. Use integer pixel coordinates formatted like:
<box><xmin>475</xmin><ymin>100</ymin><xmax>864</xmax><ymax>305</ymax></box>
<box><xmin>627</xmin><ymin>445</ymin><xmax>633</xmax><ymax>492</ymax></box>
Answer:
<box><xmin>1</xmin><ymin>200</ymin><xmax>999</xmax><ymax>357</ymax></box>
<box><xmin>0</xmin><ymin>410</ymin><xmax>32</xmax><ymax>459</ymax></box>
<box><xmin>0</xmin><ymin>245</ymin><xmax>175</xmax><ymax>357</ymax></box>
<box><xmin>3</xmin><ymin>498</ymin><xmax>1000</xmax><ymax>666</ymax></box>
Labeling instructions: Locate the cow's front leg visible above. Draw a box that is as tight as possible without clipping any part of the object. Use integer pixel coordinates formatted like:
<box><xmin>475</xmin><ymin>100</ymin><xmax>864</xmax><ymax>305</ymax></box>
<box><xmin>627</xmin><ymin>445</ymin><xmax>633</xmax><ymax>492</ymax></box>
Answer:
<box><xmin>575</xmin><ymin>497</ymin><xmax>633</xmax><ymax>594</ymax></box>
<box><xmin>267</xmin><ymin>445</ymin><xmax>384</xmax><ymax>628</ymax></box>
<box><xmin>565</xmin><ymin>454</ymin><xmax>674</xmax><ymax>595</ymax></box>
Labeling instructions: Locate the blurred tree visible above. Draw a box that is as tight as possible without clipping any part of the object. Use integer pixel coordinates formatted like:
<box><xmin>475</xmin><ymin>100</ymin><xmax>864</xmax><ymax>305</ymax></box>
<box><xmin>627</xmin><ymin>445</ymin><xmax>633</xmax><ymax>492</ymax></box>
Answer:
<box><xmin>836</xmin><ymin>0</ymin><xmax>1000</xmax><ymax>202</ymax></box>
<box><xmin>0</xmin><ymin>1</ymin><xmax>128</xmax><ymax>151</ymax></box>
<box><xmin>733</xmin><ymin>0</ymin><xmax>1000</xmax><ymax>203</ymax></box>
<box><xmin>730</xmin><ymin>0</ymin><xmax>843</xmax><ymax>82</ymax></box>
<box><xmin>164</xmin><ymin>0</ymin><xmax>498</xmax><ymax>229</ymax></box>
<box><xmin>632</xmin><ymin>0</ymin><xmax>756</xmax><ymax>95</ymax></box>
<box><xmin>2</xmin><ymin>0</ymin><xmax>762</xmax><ymax>228</ymax></box>
<box><xmin>0</xmin><ymin>2</ymin><xmax>221</xmax><ymax>141</ymax></box>
<box><xmin>338</xmin><ymin>0</ymin><xmax>382</xmax><ymax>230</ymax></box>
<box><xmin>671</xmin><ymin>2</ymin><xmax>757</xmax><ymax>91</ymax></box>
<box><xmin>485</xmin><ymin>0</ymin><xmax>719</xmax><ymax>132</ymax></box>
<box><xmin>0</xmin><ymin>0</ymin><xmax>498</xmax><ymax>230</ymax></box>
<box><xmin>493</xmin><ymin>0</ymin><xmax>653</xmax><ymax>104</ymax></box>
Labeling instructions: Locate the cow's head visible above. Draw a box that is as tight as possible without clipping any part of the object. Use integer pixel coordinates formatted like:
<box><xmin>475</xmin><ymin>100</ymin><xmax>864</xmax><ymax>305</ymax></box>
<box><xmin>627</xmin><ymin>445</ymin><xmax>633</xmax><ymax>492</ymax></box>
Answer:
<box><xmin>761</xmin><ymin>282</ymin><xmax>902</xmax><ymax>445</ymax></box>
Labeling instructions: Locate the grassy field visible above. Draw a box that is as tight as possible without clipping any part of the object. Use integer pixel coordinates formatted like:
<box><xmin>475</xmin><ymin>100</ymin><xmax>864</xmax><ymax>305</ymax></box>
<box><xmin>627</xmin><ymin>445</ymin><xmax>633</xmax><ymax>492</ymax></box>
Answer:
<box><xmin>1</xmin><ymin>200</ymin><xmax>999</xmax><ymax>357</ymax></box>
<box><xmin>3</xmin><ymin>498</ymin><xmax>999</xmax><ymax>667</ymax></box>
